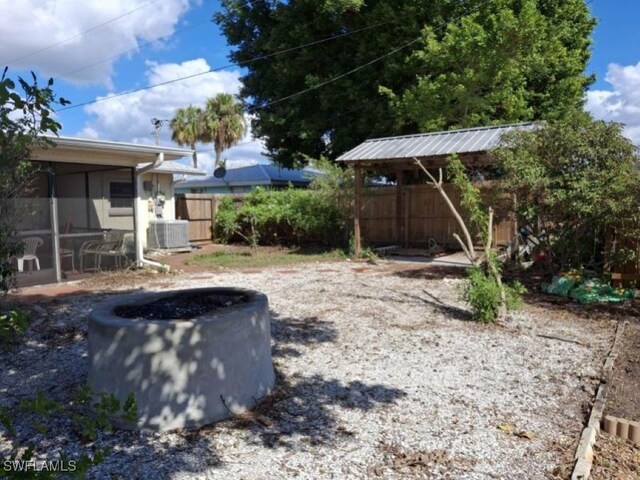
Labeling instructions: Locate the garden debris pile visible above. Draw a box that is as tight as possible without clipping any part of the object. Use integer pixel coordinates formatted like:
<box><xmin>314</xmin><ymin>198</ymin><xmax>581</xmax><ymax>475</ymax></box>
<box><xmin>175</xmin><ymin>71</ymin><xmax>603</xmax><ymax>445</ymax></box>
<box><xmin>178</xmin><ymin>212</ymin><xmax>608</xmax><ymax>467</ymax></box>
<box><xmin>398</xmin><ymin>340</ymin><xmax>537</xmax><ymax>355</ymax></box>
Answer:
<box><xmin>543</xmin><ymin>273</ymin><xmax>636</xmax><ymax>304</ymax></box>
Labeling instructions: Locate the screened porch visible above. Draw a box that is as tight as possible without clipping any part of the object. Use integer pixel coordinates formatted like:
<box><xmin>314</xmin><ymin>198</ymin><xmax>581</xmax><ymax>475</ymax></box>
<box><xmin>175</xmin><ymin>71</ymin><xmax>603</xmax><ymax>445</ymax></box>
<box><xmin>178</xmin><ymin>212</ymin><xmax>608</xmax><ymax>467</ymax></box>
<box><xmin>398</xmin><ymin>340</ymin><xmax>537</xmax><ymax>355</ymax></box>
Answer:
<box><xmin>10</xmin><ymin>161</ymin><xmax>136</xmax><ymax>287</ymax></box>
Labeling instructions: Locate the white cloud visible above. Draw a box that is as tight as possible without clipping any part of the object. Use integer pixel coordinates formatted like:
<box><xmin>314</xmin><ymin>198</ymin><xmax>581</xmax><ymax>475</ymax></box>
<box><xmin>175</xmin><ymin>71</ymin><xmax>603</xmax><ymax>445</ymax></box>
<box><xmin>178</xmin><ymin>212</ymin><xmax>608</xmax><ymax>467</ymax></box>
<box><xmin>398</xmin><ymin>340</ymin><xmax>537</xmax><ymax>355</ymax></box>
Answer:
<box><xmin>79</xmin><ymin>58</ymin><xmax>268</xmax><ymax>173</ymax></box>
<box><xmin>587</xmin><ymin>61</ymin><xmax>640</xmax><ymax>145</ymax></box>
<box><xmin>0</xmin><ymin>0</ymin><xmax>195</xmax><ymax>85</ymax></box>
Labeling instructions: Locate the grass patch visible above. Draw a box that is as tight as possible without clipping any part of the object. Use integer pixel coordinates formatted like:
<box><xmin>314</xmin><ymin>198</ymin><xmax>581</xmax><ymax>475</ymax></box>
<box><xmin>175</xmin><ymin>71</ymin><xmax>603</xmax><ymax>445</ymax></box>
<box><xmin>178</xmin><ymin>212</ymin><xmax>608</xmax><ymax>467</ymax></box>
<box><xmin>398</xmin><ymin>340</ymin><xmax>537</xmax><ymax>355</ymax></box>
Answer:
<box><xmin>185</xmin><ymin>248</ymin><xmax>345</xmax><ymax>269</ymax></box>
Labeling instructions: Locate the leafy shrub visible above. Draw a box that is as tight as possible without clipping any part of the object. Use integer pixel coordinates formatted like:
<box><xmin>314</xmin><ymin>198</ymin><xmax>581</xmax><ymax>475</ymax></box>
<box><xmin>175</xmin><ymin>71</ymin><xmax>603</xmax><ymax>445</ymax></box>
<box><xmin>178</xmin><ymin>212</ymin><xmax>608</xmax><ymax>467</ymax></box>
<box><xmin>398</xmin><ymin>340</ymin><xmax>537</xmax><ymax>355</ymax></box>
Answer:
<box><xmin>0</xmin><ymin>386</ymin><xmax>138</xmax><ymax>478</ymax></box>
<box><xmin>463</xmin><ymin>265</ymin><xmax>526</xmax><ymax>323</ymax></box>
<box><xmin>215</xmin><ymin>187</ymin><xmax>346</xmax><ymax>247</ymax></box>
<box><xmin>0</xmin><ymin>309</ymin><xmax>29</xmax><ymax>344</ymax></box>
<box><xmin>495</xmin><ymin>112</ymin><xmax>640</xmax><ymax>272</ymax></box>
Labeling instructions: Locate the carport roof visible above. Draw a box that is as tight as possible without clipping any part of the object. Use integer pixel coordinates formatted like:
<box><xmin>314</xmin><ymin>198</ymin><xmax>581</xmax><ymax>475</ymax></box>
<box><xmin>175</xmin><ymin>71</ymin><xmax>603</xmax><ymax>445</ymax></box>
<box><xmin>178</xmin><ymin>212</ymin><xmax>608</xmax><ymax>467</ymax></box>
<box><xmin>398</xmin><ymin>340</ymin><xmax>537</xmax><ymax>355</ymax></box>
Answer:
<box><xmin>40</xmin><ymin>135</ymin><xmax>194</xmax><ymax>163</ymax></box>
<box><xmin>337</xmin><ymin>122</ymin><xmax>537</xmax><ymax>164</ymax></box>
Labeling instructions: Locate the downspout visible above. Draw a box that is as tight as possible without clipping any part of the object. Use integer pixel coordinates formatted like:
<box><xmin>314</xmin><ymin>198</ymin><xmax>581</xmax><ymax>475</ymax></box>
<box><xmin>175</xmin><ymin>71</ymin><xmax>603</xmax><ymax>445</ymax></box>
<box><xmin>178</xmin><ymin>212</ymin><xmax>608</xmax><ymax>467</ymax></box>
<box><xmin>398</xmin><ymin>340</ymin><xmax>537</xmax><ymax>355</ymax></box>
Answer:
<box><xmin>134</xmin><ymin>152</ymin><xmax>170</xmax><ymax>272</ymax></box>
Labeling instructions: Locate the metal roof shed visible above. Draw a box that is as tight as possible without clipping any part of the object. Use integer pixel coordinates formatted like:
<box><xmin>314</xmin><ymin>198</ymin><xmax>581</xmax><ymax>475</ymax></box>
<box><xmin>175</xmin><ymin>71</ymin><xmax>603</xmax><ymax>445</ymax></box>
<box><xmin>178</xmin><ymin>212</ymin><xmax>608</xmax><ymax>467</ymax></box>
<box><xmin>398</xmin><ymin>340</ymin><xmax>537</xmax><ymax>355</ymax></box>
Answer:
<box><xmin>338</xmin><ymin>123</ymin><xmax>536</xmax><ymax>169</ymax></box>
<box><xmin>337</xmin><ymin>123</ymin><xmax>536</xmax><ymax>255</ymax></box>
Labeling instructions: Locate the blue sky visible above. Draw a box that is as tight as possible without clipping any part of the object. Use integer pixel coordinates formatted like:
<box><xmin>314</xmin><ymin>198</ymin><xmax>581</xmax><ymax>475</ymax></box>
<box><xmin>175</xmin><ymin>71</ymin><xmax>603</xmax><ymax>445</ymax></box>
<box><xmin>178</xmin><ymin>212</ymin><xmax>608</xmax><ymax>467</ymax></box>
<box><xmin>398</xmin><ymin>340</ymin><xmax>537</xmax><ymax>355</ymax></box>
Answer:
<box><xmin>1</xmin><ymin>0</ymin><xmax>638</xmax><ymax>173</ymax></box>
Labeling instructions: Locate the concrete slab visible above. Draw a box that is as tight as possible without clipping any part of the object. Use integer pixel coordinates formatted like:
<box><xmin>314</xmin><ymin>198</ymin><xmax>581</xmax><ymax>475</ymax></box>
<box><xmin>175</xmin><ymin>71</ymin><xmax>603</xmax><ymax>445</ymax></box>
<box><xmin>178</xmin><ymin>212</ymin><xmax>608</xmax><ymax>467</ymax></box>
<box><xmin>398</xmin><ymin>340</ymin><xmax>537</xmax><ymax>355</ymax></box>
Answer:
<box><xmin>382</xmin><ymin>252</ymin><xmax>472</xmax><ymax>268</ymax></box>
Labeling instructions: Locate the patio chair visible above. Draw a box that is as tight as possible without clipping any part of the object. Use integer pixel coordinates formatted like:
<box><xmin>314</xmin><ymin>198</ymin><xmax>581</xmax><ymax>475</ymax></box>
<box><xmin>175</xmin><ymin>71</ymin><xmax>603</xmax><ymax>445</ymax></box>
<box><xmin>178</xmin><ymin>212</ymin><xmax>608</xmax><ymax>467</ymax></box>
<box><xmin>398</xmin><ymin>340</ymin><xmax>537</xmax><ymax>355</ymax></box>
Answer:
<box><xmin>79</xmin><ymin>231</ymin><xmax>112</xmax><ymax>272</ymax></box>
<box><xmin>16</xmin><ymin>236</ymin><xmax>43</xmax><ymax>272</ymax></box>
<box><xmin>95</xmin><ymin>231</ymin><xmax>131</xmax><ymax>270</ymax></box>
<box><xmin>79</xmin><ymin>231</ymin><xmax>130</xmax><ymax>272</ymax></box>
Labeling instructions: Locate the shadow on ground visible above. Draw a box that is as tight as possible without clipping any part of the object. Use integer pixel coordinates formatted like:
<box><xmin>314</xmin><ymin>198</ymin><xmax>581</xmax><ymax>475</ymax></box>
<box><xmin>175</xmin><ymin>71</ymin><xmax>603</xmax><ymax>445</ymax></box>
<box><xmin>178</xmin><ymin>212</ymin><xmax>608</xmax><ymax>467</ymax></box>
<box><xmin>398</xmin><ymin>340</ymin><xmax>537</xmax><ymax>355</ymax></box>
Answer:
<box><xmin>389</xmin><ymin>265</ymin><xmax>466</xmax><ymax>281</ymax></box>
<box><xmin>220</xmin><ymin>311</ymin><xmax>406</xmax><ymax>448</ymax></box>
<box><xmin>0</xmin><ymin>292</ymin><xmax>407</xmax><ymax>478</ymax></box>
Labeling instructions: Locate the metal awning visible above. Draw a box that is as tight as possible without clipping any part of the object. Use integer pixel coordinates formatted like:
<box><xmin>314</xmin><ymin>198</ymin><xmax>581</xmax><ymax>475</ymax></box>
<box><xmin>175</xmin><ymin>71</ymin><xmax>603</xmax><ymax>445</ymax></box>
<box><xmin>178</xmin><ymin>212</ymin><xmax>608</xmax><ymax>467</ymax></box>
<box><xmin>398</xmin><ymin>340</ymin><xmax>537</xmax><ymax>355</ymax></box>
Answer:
<box><xmin>338</xmin><ymin>122</ymin><xmax>537</xmax><ymax>164</ymax></box>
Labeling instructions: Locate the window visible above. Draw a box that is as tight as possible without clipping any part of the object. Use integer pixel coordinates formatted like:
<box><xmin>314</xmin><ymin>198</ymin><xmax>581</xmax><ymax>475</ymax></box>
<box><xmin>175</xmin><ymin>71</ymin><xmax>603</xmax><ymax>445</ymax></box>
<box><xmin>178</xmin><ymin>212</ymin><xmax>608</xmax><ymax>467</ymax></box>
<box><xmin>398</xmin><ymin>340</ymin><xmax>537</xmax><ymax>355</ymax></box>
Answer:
<box><xmin>109</xmin><ymin>181</ymin><xmax>133</xmax><ymax>215</ymax></box>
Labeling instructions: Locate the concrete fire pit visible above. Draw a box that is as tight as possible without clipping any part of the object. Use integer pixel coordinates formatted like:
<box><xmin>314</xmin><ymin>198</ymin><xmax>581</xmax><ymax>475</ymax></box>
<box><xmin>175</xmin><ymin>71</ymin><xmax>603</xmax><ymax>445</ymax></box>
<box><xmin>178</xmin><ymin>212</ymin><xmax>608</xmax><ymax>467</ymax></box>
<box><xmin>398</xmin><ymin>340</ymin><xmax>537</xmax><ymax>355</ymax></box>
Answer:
<box><xmin>88</xmin><ymin>287</ymin><xmax>275</xmax><ymax>431</ymax></box>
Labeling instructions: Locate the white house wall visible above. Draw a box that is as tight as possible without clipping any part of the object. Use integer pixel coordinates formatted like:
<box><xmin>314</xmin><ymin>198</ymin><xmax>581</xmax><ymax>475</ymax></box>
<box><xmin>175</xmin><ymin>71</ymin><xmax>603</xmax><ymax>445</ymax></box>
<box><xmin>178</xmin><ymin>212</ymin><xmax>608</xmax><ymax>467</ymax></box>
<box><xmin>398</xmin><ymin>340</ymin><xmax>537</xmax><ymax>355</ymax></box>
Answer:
<box><xmin>55</xmin><ymin>169</ymin><xmax>177</xmax><ymax>247</ymax></box>
<box><xmin>137</xmin><ymin>171</ymin><xmax>176</xmax><ymax>248</ymax></box>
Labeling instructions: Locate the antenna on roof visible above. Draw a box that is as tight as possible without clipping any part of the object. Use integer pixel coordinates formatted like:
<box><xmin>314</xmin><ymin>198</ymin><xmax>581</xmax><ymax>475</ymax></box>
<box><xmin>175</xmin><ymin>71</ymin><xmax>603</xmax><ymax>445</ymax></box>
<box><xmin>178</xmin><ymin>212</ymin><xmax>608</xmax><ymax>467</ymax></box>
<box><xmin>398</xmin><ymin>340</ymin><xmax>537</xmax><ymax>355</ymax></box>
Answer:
<box><xmin>150</xmin><ymin>118</ymin><xmax>169</xmax><ymax>145</ymax></box>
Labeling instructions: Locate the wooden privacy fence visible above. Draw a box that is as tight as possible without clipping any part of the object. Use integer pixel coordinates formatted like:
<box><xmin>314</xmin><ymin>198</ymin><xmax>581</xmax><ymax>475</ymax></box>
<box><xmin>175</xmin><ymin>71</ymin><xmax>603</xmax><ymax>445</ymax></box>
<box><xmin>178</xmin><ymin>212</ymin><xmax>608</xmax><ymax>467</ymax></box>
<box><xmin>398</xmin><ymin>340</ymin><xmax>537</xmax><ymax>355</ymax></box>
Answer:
<box><xmin>610</xmin><ymin>235</ymin><xmax>640</xmax><ymax>287</ymax></box>
<box><xmin>359</xmin><ymin>184</ymin><xmax>515</xmax><ymax>248</ymax></box>
<box><xmin>176</xmin><ymin>194</ymin><xmax>219</xmax><ymax>242</ymax></box>
<box><xmin>176</xmin><ymin>193</ymin><xmax>246</xmax><ymax>243</ymax></box>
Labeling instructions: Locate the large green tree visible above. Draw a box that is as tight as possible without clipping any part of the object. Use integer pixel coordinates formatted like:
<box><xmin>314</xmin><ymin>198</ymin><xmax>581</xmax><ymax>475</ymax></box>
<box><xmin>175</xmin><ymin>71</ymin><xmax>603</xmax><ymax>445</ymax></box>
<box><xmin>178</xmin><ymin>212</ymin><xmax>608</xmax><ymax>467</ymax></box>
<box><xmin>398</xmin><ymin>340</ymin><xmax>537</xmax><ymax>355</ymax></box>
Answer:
<box><xmin>384</xmin><ymin>0</ymin><xmax>596</xmax><ymax>132</ymax></box>
<box><xmin>216</xmin><ymin>0</ymin><xmax>595</xmax><ymax>166</ymax></box>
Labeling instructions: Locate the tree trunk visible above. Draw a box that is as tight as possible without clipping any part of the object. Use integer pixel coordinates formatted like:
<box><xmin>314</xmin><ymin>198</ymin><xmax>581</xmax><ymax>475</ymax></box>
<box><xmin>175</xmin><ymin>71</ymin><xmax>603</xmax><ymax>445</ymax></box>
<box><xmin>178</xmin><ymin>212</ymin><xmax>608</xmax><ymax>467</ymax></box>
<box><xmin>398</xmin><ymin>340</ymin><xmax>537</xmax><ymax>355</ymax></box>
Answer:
<box><xmin>214</xmin><ymin>147</ymin><xmax>222</xmax><ymax>170</ymax></box>
<box><xmin>191</xmin><ymin>143</ymin><xmax>198</xmax><ymax>169</ymax></box>
<box><xmin>413</xmin><ymin>158</ymin><xmax>479</xmax><ymax>265</ymax></box>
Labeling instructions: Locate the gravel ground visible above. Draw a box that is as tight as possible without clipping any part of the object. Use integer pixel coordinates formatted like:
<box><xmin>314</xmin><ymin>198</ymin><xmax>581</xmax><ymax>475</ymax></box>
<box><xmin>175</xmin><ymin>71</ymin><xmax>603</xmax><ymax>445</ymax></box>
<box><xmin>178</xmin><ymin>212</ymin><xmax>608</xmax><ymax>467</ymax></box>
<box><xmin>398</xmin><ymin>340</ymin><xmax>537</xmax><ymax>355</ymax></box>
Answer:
<box><xmin>0</xmin><ymin>260</ymin><xmax>616</xmax><ymax>479</ymax></box>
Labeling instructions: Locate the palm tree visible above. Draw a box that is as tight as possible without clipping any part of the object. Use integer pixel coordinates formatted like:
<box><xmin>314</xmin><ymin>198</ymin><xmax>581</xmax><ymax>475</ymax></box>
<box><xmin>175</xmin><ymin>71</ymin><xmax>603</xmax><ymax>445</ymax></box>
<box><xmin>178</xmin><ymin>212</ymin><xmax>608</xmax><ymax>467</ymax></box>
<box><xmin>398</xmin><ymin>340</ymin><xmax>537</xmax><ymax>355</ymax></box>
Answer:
<box><xmin>201</xmin><ymin>93</ymin><xmax>247</xmax><ymax>169</ymax></box>
<box><xmin>170</xmin><ymin>105</ymin><xmax>202</xmax><ymax>168</ymax></box>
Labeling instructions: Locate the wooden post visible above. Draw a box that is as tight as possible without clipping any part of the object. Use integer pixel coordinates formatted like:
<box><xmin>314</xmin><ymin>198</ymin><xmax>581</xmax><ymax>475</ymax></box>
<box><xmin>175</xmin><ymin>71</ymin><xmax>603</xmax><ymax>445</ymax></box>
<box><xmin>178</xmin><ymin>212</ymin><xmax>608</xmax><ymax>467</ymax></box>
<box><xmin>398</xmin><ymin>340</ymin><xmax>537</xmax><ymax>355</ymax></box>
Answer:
<box><xmin>211</xmin><ymin>196</ymin><xmax>219</xmax><ymax>242</ymax></box>
<box><xmin>404</xmin><ymin>187</ymin><xmax>410</xmax><ymax>247</ymax></box>
<box><xmin>396</xmin><ymin>168</ymin><xmax>404</xmax><ymax>244</ymax></box>
<box><xmin>354</xmin><ymin>166</ymin><xmax>363</xmax><ymax>257</ymax></box>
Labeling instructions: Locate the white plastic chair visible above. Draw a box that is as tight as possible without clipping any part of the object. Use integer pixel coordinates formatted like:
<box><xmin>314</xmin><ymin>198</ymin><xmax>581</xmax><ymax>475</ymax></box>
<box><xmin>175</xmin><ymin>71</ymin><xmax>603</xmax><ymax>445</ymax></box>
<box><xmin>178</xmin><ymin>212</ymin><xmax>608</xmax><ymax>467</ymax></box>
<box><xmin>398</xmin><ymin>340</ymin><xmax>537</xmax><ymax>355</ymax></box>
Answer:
<box><xmin>17</xmin><ymin>236</ymin><xmax>43</xmax><ymax>272</ymax></box>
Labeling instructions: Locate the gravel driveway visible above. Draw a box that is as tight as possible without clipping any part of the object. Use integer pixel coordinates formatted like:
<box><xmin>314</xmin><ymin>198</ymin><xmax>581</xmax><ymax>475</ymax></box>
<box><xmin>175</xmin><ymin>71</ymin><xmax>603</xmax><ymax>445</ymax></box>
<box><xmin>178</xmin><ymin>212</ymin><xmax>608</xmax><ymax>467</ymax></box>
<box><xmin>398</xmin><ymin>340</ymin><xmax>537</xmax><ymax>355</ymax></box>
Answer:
<box><xmin>0</xmin><ymin>260</ymin><xmax>615</xmax><ymax>479</ymax></box>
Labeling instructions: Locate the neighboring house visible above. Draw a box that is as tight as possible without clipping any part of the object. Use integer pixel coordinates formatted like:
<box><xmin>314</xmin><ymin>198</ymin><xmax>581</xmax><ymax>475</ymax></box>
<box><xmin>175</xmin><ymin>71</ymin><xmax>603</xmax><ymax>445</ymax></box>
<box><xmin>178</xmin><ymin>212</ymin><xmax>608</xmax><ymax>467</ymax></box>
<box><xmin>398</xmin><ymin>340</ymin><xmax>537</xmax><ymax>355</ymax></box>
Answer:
<box><xmin>13</xmin><ymin>136</ymin><xmax>205</xmax><ymax>286</ymax></box>
<box><xmin>174</xmin><ymin>164</ymin><xmax>318</xmax><ymax>194</ymax></box>
<box><xmin>337</xmin><ymin>122</ymin><xmax>537</xmax><ymax>252</ymax></box>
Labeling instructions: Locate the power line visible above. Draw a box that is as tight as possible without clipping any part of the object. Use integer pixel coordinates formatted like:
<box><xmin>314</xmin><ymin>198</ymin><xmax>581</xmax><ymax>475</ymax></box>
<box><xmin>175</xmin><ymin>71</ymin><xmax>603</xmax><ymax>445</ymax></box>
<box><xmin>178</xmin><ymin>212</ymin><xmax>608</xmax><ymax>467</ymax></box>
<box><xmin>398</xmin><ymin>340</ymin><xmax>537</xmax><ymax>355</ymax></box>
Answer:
<box><xmin>62</xmin><ymin>18</ymin><xmax>213</xmax><ymax>77</ymax></box>
<box><xmin>249</xmin><ymin>37</ymin><xmax>422</xmax><ymax>112</ymax></box>
<box><xmin>4</xmin><ymin>0</ymin><xmax>164</xmax><ymax>65</ymax></box>
<box><xmin>61</xmin><ymin>0</ymin><xmax>260</xmax><ymax>78</ymax></box>
<box><xmin>57</xmin><ymin>9</ymin><xmax>437</xmax><ymax>112</ymax></box>
<box><xmin>246</xmin><ymin>0</ymin><xmax>493</xmax><ymax>112</ymax></box>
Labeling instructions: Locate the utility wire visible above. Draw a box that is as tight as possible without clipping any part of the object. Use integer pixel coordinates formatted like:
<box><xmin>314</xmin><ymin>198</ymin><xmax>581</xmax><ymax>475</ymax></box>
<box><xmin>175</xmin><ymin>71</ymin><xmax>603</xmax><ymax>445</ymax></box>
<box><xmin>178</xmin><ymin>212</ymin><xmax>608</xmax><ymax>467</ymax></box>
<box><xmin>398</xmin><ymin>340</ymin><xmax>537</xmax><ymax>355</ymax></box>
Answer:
<box><xmin>248</xmin><ymin>37</ymin><xmax>422</xmax><ymax>112</ymax></box>
<box><xmin>61</xmin><ymin>0</ymin><xmax>259</xmax><ymax>78</ymax></box>
<box><xmin>4</xmin><ymin>0</ymin><xmax>165</xmax><ymax>65</ymax></box>
<box><xmin>57</xmin><ymin>8</ymin><xmax>438</xmax><ymax>112</ymax></box>
<box><xmin>245</xmin><ymin>0</ymin><xmax>493</xmax><ymax>112</ymax></box>
<box><xmin>59</xmin><ymin>0</ymin><xmax>493</xmax><ymax>117</ymax></box>
<box><xmin>62</xmin><ymin>18</ymin><xmax>213</xmax><ymax>77</ymax></box>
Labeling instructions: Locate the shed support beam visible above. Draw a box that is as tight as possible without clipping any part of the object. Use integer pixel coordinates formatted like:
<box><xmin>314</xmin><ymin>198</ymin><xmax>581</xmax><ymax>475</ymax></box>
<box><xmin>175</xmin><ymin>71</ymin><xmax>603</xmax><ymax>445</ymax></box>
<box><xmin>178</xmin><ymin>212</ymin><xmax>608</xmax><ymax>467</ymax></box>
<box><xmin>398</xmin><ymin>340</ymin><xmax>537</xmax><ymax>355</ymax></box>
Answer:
<box><xmin>395</xmin><ymin>169</ymin><xmax>404</xmax><ymax>244</ymax></box>
<box><xmin>353</xmin><ymin>166</ymin><xmax>363</xmax><ymax>257</ymax></box>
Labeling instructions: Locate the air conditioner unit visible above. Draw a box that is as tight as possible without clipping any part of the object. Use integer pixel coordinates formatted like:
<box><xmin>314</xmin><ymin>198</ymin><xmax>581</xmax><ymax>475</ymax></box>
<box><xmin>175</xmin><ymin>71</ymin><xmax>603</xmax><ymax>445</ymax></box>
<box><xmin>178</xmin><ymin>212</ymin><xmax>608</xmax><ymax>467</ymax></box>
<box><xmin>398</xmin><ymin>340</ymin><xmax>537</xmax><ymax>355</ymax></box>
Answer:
<box><xmin>147</xmin><ymin>219</ymin><xmax>189</xmax><ymax>249</ymax></box>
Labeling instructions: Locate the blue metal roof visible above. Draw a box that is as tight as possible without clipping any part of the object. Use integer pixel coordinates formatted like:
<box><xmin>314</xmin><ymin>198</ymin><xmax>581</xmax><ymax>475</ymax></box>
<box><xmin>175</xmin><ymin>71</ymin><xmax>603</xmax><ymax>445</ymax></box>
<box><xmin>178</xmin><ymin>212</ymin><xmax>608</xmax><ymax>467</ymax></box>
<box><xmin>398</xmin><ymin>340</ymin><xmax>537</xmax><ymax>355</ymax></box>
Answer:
<box><xmin>176</xmin><ymin>164</ymin><xmax>318</xmax><ymax>189</ymax></box>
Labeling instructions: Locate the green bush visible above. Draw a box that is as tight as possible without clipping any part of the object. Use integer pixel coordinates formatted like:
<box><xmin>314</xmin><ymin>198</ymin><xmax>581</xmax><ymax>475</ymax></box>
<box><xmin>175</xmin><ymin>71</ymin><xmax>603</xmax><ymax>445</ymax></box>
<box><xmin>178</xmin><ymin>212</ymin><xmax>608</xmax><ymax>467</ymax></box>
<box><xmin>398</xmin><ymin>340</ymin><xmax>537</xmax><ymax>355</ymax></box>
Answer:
<box><xmin>0</xmin><ymin>309</ymin><xmax>29</xmax><ymax>344</ymax></box>
<box><xmin>215</xmin><ymin>187</ymin><xmax>346</xmax><ymax>247</ymax></box>
<box><xmin>462</xmin><ymin>266</ymin><xmax>526</xmax><ymax>323</ymax></box>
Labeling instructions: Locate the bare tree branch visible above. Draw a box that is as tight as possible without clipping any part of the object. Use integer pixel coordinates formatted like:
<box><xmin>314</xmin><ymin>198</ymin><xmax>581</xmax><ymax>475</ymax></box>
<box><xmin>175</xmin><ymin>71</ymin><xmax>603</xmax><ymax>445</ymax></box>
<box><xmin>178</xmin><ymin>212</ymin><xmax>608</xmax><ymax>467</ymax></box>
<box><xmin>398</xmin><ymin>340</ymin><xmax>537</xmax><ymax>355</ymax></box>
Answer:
<box><xmin>413</xmin><ymin>157</ymin><xmax>478</xmax><ymax>265</ymax></box>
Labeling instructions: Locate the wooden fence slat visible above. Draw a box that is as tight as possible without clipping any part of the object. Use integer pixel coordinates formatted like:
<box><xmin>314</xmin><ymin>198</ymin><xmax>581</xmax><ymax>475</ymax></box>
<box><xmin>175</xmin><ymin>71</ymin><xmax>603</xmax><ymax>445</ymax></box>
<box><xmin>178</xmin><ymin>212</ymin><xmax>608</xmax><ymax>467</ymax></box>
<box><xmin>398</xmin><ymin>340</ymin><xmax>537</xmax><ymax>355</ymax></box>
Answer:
<box><xmin>360</xmin><ymin>185</ymin><xmax>514</xmax><ymax>248</ymax></box>
<box><xmin>176</xmin><ymin>193</ymin><xmax>247</xmax><ymax>243</ymax></box>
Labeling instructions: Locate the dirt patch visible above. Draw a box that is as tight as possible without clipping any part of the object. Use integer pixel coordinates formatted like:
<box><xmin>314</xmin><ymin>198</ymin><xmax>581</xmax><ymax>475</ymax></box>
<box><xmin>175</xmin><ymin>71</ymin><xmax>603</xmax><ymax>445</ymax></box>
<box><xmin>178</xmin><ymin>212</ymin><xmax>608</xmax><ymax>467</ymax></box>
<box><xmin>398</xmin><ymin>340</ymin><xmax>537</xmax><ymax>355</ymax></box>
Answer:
<box><xmin>606</xmin><ymin>322</ymin><xmax>640</xmax><ymax>422</ymax></box>
<box><xmin>367</xmin><ymin>441</ymin><xmax>477</xmax><ymax>478</ymax></box>
<box><xmin>592</xmin><ymin>432</ymin><xmax>640</xmax><ymax>479</ymax></box>
<box><xmin>352</xmin><ymin>267</ymin><xmax>373</xmax><ymax>273</ymax></box>
<box><xmin>388</xmin><ymin>264</ymin><xmax>466</xmax><ymax>280</ymax></box>
<box><xmin>114</xmin><ymin>291</ymin><xmax>249</xmax><ymax>320</ymax></box>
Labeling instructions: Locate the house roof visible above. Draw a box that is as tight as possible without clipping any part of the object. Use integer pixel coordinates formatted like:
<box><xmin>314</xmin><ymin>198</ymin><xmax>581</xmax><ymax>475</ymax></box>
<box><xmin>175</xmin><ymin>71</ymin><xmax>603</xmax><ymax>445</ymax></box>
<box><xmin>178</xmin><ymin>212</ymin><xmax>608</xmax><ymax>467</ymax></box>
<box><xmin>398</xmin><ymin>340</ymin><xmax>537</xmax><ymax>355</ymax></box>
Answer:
<box><xmin>337</xmin><ymin>122</ymin><xmax>537</xmax><ymax>163</ymax></box>
<box><xmin>39</xmin><ymin>135</ymin><xmax>194</xmax><ymax>163</ymax></box>
<box><xmin>140</xmin><ymin>162</ymin><xmax>207</xmax><ymax>176</ymax></box>
<box><xmin>177</xmin><ymin>164</ymin><xmax>317</xmax><ymax>188</ymax></box>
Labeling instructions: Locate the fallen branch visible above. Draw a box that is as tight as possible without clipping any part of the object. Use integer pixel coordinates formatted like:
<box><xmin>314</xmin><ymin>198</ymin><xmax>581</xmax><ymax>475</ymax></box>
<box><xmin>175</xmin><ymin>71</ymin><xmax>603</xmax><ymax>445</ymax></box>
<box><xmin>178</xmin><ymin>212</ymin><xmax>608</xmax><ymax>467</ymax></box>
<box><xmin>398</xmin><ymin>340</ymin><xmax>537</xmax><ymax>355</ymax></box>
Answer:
<box><xmin>537</xmin><ymin>334</ymin><xmax>584</xmax><ymax>346</ymax></box>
